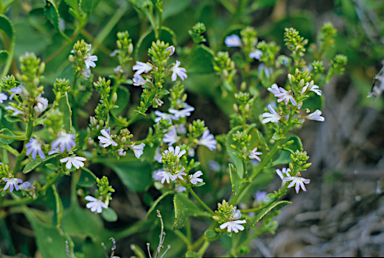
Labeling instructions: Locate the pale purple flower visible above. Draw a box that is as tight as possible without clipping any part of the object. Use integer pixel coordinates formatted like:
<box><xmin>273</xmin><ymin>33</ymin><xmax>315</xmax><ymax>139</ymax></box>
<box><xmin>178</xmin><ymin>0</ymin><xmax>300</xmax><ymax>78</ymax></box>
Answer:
<box><xmin>9</xmin><ymin>85</ymin><xmax>28</xmax><ymax>100</ymax></box>
<box><xmin>171</xmin><ymin>61</ymin><xmax>187</xmax><ymax>81</ymax></box>
<box><xmin>225</xmin><ymin>34</ymin><xmax>241</xmax><ymax>47</ymax></box>
<box><xmin>176</xmin><ymin>124</ymin><xmax>186</xmax><ymax>134</ymax></box>
<box><xmin>114</xmin><ymin>65</ymin><xmax>123</xmax><ymax>74</ymax></box>
<box><xmin>118</xmin><ymin>148</ymin><xmax>126</xmax><ymax>156</ymax></box>
<box><xmin>154</xmin><ymin>110</ymin><xmax>174</xmax><ymax>123</ymax></box>
<box><xmin>0</xmin><ymin>93</ymin><xmax>7</xmax><ymax>103</ymax></box>
<box><xmin>82</xmin><ymin>69</ymin><xmax>91</xmax><ymax>78</ymax></box>
<box><xmin>25</xmin><ymin>138</ymin><xmax>45</xmax><ymax>159</ymax></box>
<box><xmin>34</xmin><ymin>95</ymin><xmax>48</xmax><ymax>115</ymax></box>
<box><xmin>176</xmin><ymin>185</ymin><xmax>187</xmax><ymax>193</ymax></box>
<box><xmin>258</xmin><ymin>64</ymin><xmax>273</xmax><ymax>78</ymax></box>
<box><xmin>249</xmin><ymin>147</ymin><xmax>262</xmax><ymax>161</ymax></box>
<box><xmin>267</xmin><ymin>83</ymin><xmax>280</xmax><ymax>95</ymax></box>
<box><xmin>231</xmin><ymin>206</ymin><xmax>242</xmax><ymax>220</ymax></box>
<box><xmin>5</xmin><ymin>106</ymin><xmax>24</xmax><ymax>116</ymax></box>
<box><xmin>307</xmin><ymin>110</ymin><xmax>324</xmax><ymax>122</ymax></box>
<box><xmin>133</xmin><ymin>73</ymin><xmax>146</xmax><ymax>86</ymax></box>
<box><xmin>152</xmin><ymin>168</ymin><xmax>164</xmax><ymax>181</ymax></box>
<box><xmin>276</xmin><ymin>167</ymin><xmax>291</xmax><ymax>180</ymax></box>
<box><xmin>48</xmin><ymin>147</ymin><xmax>60</xmax><ymax>155</ymax></box>
<box><xmin>173</xmin><ymin>167</ymin><xmax>187</xmax><ymax>181</ymax></box>
<box><xmin>284</xmin><ymin>176</ymin><xmax>310</xmax><ymax>193</ymax></box>
<box><xmin>133</xmin><ymin>61</ymin><xmax>152</xmax><ymax>75</ymax></box>
<box><xmin>254</xmin><ymin>191</ymin><xmax>269</xmax><ymax>204</ymax></box>
<box><xmin>131</xmin><ymin>143</ymin><xmax>145</xmax><ymax>159</ymax></box>
<box><xmin>110</xmin><ymin>49</ymin><xmax>119</xmax><ymax>57</ymax></box>
<box><xmin>163</xmin><ymin>127</ymin><xmax>178</xmax><ymax>146</ymax></box>
<box><xmin>60</xmin><ymin>156</ymin><xmax>86</xmax><ymax>169</ymax></box>
<box><xmin>155</xmin><ymin>148</ymin><xmax>163</xmax><ymax>163</ymax></box>
<box><xmin>3</xmin><ymin>178</ymin><xmax>23</xmax><ymax>192</ymax></box>
<box><xmin>188</xmin><ymin>148</ymin><xmax>195</xmax><ymax>157</ymax></box>
<box><xmin>157</xmin><ymin>170</ymin><xmax>175</xmax><ymax>184</ymax></box>
<box><xmin>51</xmin><ymin>132</ymin><xmax>76</xmax><ymax>153</ymax></box>
<box><xmin>164</xmin><ymin>146</ymin><xmax>186</xmax><ymax>158</ymax></box>
<box><xmin>154</xmin><ymin>98</ymin><xmax>163</xmax><ymax>106</ymax></box>
<box><xmin>249</xmin><ymin>49</ymin><xmax>263</xmax><ymax>60</ymax></box>
<box><xmin>301</xmin><ymin>83</ymin><xmax>322</xmax><ymax>96</ymax></box>
<box><xmin>19</xmin><ymin>181</ymin><xmax>32</xmax><ymax>190</ymax></box>
<box><xmin>220</xmin><ymin>220</ymin><xmax>247</xmax><ymax>233</ymax></box>
<box><xmin>275</xmin><ymin>88</ymin><xmax>297</xmax><ymax>106</ymax></box>
<box><xmin>197</xmin><ymin>130</ymin><xmax>217</xmax><ymax>150</ymax></box>
<box><xmin>261</xmin><ymin>104</ymin><xmax>281</xmax><ymax>124</ymax></box>
<box><xmin>98</xmin><ymin>128</ymin><xmax>117</xmax><ymax>148</ymax></box>
<box><xmin>166</xmin><ymin>46</ymin><xmax>175</xmax><ymax>56</ymax></box>
<box><xmin>84</xmin><ymin>54</ymin><xmax>97</xmax><ymax>69</ymax></box>
<box><xmin>85</xmin><ymin>195</ymin><xmax>108</xmax><ymax>213</ymax></box>
<box><xmin>169</xmin><ymin>106</ymin><xmax>195</xmax><ymax>119</ymax></box>
<box><xmin>209</xmin><ymin>160</ymin><xmax>221</xmax><ymax>171</ymax></box>
<box><xmin>189</xmin><ymin>171</ymin><xmax>203</xmax><ymax>185</ymax></box>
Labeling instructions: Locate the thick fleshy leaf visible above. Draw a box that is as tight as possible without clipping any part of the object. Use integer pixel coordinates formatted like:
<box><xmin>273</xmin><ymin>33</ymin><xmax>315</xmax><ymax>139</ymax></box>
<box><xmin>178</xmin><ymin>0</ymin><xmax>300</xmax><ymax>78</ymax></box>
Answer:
<box><xmin>0</xmin><ymin>50</ymin><xmax>9</xmax><ymax>66</ymax></box>
<box><xmin>187</xmin><ymin>45</ymin><xmax>215</xmax><ymax>74</ymax></box>
<box><xmin>229</xmin><ymin>164</ymin><xmax>242</xmax><ymax>196</ymax></box>
<box><xmin>250</xmin><ymin>201</ymin><xmax>291</xmax><ymax>229</ymax></box>
<box><xmin>23</xmin><ymin>154</ymin><xmax>59</xmax><ymax>174</ymax></box>
<box><xmin>52</xmin><ymin>185</ymin><xmax>64</xmax><ymax>227</ymax></box>
<box><xmin>0</xmin><ymin>128</ymin><xmax>16</xmax><ymax>144</ymax></box>
<box><xmin>58</xmin><ymin>95</ymin><xmax>72</xmax><ymax>131</ymax></box>
<box><xmin>44</xmin><ymin>0</ymin><xmax>60</xmax><ymax>30</ymax></box>
<box><xmin>81</xmin><ymin>0</ymin><xmax>101</xmax><ymax>13</ymax></box>
<box><xmin>272</xmin><ymin>136</ymin><xmax>303</xmax><ymax>165</ymax></box>
<box><xmin>101</xmin><ymin>208</ymin><xmax>118</xmax><ymax>222</ymax></box>
<box><xmin>173</xmin><ymin>193</ymin><xmax>207</xmax><ymax>229</ymax></box>
<box><xmin>78</xmin><ymin>167</ymin><xmax>97</xmax><ymax>187</ymax></box>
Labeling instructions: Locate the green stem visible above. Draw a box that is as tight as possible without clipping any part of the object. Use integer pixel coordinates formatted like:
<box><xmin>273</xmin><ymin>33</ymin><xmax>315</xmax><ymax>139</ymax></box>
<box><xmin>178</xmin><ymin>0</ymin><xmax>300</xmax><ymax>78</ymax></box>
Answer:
<box><xmin>0</xmin><ymin>143</ymin><xmax>19</xmax><ymax>157</ymax></box>
<box><xmin>12</xmin><ymin>117</ymin><xmax>34</xmax><ymax>175</ymax></box>
<box><xmin>197</xmin><ymin>240</ymin><xmax>210</xmax><ymax>257</ymax></box>
<box><xmin>188</xmin><ymin>187</ymin><xmax>215</xmax><ymax>216</ymax></box>
<box><xmin>0</xmin><ymin>134</ymin><xmax>26</xmax><ymax>140</ymax></box>
<box><xmin>174</xmin><ymin>230</ymin><xmax>191</xmax><ymax>249</ymax></box>
<box><xmin>157</xmin><ymin>3</ymin><xmax>163</xmax><ymax>39</ymax></box>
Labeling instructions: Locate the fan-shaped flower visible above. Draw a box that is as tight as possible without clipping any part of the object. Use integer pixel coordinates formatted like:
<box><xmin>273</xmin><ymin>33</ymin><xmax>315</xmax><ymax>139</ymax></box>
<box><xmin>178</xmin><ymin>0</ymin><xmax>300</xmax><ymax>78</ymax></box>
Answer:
<box><xmin>25</xmin><ymin>138</ymin><xmax>45</xmax><ymax>159</ymax></box>
<box><xmin>225</xmin><ymin>34</ymin><xmax>241</xmax><ymax>47</ymax></box>
<box><xmin>197</xmin><ymin>130</ymin><xmax>217</xmax><ymax>150</ymax></box>
<box><xmin>85</xmin><ymin>195</ymin><xmax>108</xmax><ymax>213</ymax></box>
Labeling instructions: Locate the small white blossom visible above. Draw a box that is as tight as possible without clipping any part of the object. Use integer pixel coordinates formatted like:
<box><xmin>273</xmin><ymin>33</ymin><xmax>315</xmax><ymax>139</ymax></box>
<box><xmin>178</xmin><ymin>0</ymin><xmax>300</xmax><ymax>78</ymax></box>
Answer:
<box><xmin>51</xmin><ymin>132</ymin><xmax>76</xmax><ymax>153</ymax></box>
<box><xmin>154</xmin><ymin>98</ymin><xmax>163</xmax><ymax>106</ymax></box>
<box><xmin>169</xmin><ymin>106</ymin><xmax>195</xmax><ymax>119</ymax></box>
<box><xmin>225</xmin><ymin>34</ymin><xmax>241</xmax><ymax>47</ymax></box>
<box><xmin>154</xmin><ymin>110</ymin><xmax>174</xmax><ymax>123</ymax></box>
<box><xmin>171</xmin><ymin>61</ymin><xmax>187</xmax><ymax>81</ymax></box>
<box><xmin>176</xmin><ymin>185</ymin><xmax>187</xmax><ymax>193</ymax></box>
<box><xmin>275</xmin><ymin>88</ymin><xmax>297</xmax><ymax>106</ymax></box>
<box><xmin>163</xmin><ymin>127</ymin><xmax>178</xmax><ymax>146</ymax></box>
<box><xmin>152</xmin><ymin>168</ymin><xmax>165</xmax><ymax>181</ymax></box>
<box><xmin>267</xmin><ymin>83</ymin><xmax>281</xmax><ymax>95</ymax></box>
<box><xmin>114</xmin><ymin>65</ymin><xmax>123</xmax><ymax>74</ymax></box>
<box><xmin>0</xmin><ymin>93</ymin><xmax>7</xmax><ymax>103</ymax></box>
<box><xmin>85</xmin><ymin>195</ymin><xmax>108</xmax><ymax>213</ymax></box>
<box><xmin>155</xmin><ymin>148</ymin><xmax>163</xmax><ymax>163</ymax></box>
<box><xmin>261</xmin><ymin>104</ymin><xmax>281</xmax><ymax>124</ymax></box>
<box><xmin>131</xmin><ymin>143</ymin><xmax>145</xmax><ymax>159</ymax></box>
<box><xmin>197</xmin><ymin>130</ymin><xmax>217</xmax><ymax>150</ymax></box>
<box><xmin>276</xmin><ymin>167</ymin><xmax>291</xmax><ymax>180</ymax></box>
<box><xmin>249</xmin><ymin>147</ymin><xmax>262</xmax><ymax>161</ymax></box>
<box><xmin>220</xmin><ymin>220</ymin><xmax>247</xmax><ymax>233</ymax></box>
<box><xmin>176</xmin><ymin>124</ymin><xmax>186</xmax><ymax>134</ymax></box>
<box><xmin>166</xmin><ymin>46</ymin><xmax>175</xmax><ymax>56</ymax></box>
<box><xmin>3</xmin><ymin>178</ymin><xmax>23</xmax><ymax>192</ymax></box>
<box><xmin>133</xmin><ymin>73</ymin><xmax>146</xmax><ymax>86</ymax></box>
<box><xmin>25</xmin><ymin>138</ymin><xmax>45</xmax><ymax>159</ymax></box>
<box><xmin>157</xmin><ymin>170</ymin><xmax>175</xmax><ymax>184</ymax></box>
<box><xmin>173</xmin><ymin>167</ymin><xmax>187</xmax><ymax>181</ymax></box>
<box><xmin>110</xmin><ymin>49</ymin><xmax>119</xmax><ymax>57</ymax></box>
<box><xmin>60</xmin><ymin>156</ymin><xmax>86</xmax><ymax>169</ymax></box>
<box><xmin>19</xmin><ymin>181</ymin><xmax>32</xmax><ymax>190</ymax></box>
<box><xmin>133</xmin><ymin>61</ymin><xmax>152</xmax><ymax>75</ymax></box>
<box><xmin>5</xmin><ymin>106</ymin><xmax>24</xmax><ymax>116</ymax></box>
<box><xmin>164</xmin><ymin>146</ymin><xmax>186</xmax><ymax>158</ymax></box>
<box><xmin>84</xmin><ymin>54</ymin><xmax>98</xmax><ymax>69</ymax></box>
<box><xmin>9</xmin><ymin>85</ymin><xmax>28</xmax><ymax>100</ymax></box>
<box><xmin>307</xmin><ymin>110</ymin><xmax>324</xmax><ymax>122</ymax></box>
<box><xmin>118</xmin><ymin>148</ymin><xmax>126</xmax><ymax>156</ymax></box>
<box><xmin>98</xmin><ymin>128</ymin><xmax>117</xmax><ymax>148</ymax></box>
<box><xmin>189</xmin><ymin>171</ymin><xmax>203</xmax><ymax>185</ymax></box>
<box><xmin>249</xmin><ymin>49</ymin><xmax>263</xmax><ymax>60</ymax></box>
<box><xmin>82</xmin><ymin>69</ymin><xmax>91</xmax><ymax>78</ymax></box>
<box><xmin>48</xmin><ymin>147</ymin><xmax>60</xmax><ymax>155</ymax></box>
<box><xmin>34</xmin><ymin>95</ymin><xmax>48</xmax><ymax>115</ymax></box>
<box><xmin>284</xmin><ymin>176</ymin><xmax>310</xmax><ymax>193</ymax></box>
<box><xmin>231</xmin><ymin>206</ymin><xmax>242</xmax><ymax>220</ymax></box>
<box><xmin>301</xmin><ymin>83</ymin><xmax>322</xmax><ymax>96</ymax></box>
<box><xmin>188</xmin><ymin>148</ymin><xmax>195</xmax><ymax>157</ymax></box>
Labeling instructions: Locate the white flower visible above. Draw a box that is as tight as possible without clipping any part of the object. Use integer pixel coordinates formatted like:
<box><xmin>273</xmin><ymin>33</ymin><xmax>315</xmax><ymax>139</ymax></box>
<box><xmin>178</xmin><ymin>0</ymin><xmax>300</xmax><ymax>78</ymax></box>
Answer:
<box><xmin>231</xmin><ymin>206</ymin><xmax>242</xmax><ymax>220</ymax></box>
<box><xmin>189</xmin><ymin>171</ymin><xmax>203</xmax><ymax>185</ymax></box>
<box><xmin>176</xmin><ymin>124</ymin><xmax>186</xmax><ymax>134</ymax></box>
<box><xmin>198</xmin><ymin>130</ymin><xmax>217</xmax><ymax>150</ymax></box>
<box><xmin>307</xmin><ymin>110</ymin><xmax>324</xmax><ymax>122</ymax></box>
<box><xmin>82</xmin><ymin>69</ymin><xmax>91</xmax><ymax>78</ymax></box>
<box><xmin>254</xmin><ymin>191</ymin><xmax>269</xmax><ymax>204</ymax></box>
<box><xmin>9</xmin><ymin>85</ymin><xmax>28</xmax><ymax>100</ymax></box>
<box><xmin>3</xmin><ymin>178</ymin><xmax>23</xmax><ymax>192</ymax></box>
<box><xmin>85</xmin><ymin>195</ymin><xmax>108</xmax><ymax>213</ymax></box>
<box><xmin>173</xmin><ymin>167</ymin><xmax>187</xmax><ymax>181</ymax></box>
<box><xmin>188</xmin><ymin>148</ymin><xmax>195</xmax><ymax>157</ymax></box>
<box><xmin>51</xmin><ymin>132</ymin><xmax>76</xmax><ymax>153</ymax></box>
<box><xmin>118</xmin><ymin>148</ymin><xmax>126</xmax><ymax>156</ymax></box>
<box><xmin>98</xmin><ymin>128</ymin><xmax>117</xmax><ymax>148</ymax></box>
<box><xmin>0</xmin><ymin>93</ymin><xmax>7</xmax><ymax>103</ymax></box>
<box><xmin>261</xmin><ymin>104</ymin><xmax>281</xmax><ymax>124</ymax></box>
<box><xmin>155</xmin><ymin>148</ymin><xmax>163</xmax><ymax>163</ymax></box>
<box><xmin>25</xmin><ymin>138</ymin><xmax>45</xmax><ymax>159</ymax></box>
<box><xmin>19</xmin><ymin>181</ymin><xmax>32</xmax><ymax>190</ymax></box>
<box><xmin>152</xmin><ymin>168</ymin><xmax>165</xmax><ymax>181</ymax></box>
<box><xmin>171</xmin><ymin>60</ymin><xmax>187</xmax><ymax>81</ymax></box>
<box><xmin>225</xmin><ymin>34</ymin><xmax>241</xmax><ymax>47</ymax></box>
<box><xmin>258</xmin><ymin>64</ymin><xmax>273</xmax><ymax>78</ymax></box>
<box><xmin>276</xmin><ymin>167</ymin><xmax>291</xmax><ymax>180</ymax></box>
<box><xmin>267</xmin><ymin>83</ymin><xmax>281</xmax><ymax>95</ymax></box>
<box><xmin>166</xmin><ymin>46</ymin><xmax>175</xmax><ymax>56</ymax></box>
<box><xmin>154</xmin><ymin>98</ymin><xmax>163</xmax><ymax>106</ymax></box>
<box><xmin>275</xmin><ymin>88</ymin><xmax>297</xmax><ymax>106</ymax></box>
<box><xmin>301</xmin><ymin>83</ymin><xmax>322</xmax><ymax>96</ymax></box>
<box><xmin>220</xmin><ymin>220</ymin><xmax>247</xmax><ymax>233</ymax></box>
<box><xmin>249</xmin><ymin>147</ymin><xmax>262</xmax><ymax>161</ymax></box>
<box><xmin>163</xmin><ymin>127</ymin><xmax>178</xmax><ymax>146</ymax></box>
<box><xmin>284</xmin><ymin>176</ymin><xmax>310</xmax><ymax>193</ymax></box>
<box><xmin>176</xmin><ymin>185</ymin><xmax>187</xmax><ymax>193</ymax></box>
<box><xmin>169</xmin><ymin>106</ymin><xmax>195</xmax><ymax>119</ymax></box>
<box><xmin>48</xmin><ymin>147</ymin><xmax>60</xmax><ymax>155</ymax></box>
<box><xmin>84</xmin><ymin>54</ymin><xmax>98</xmax><ymax>69</ymax></box>
<box><xmin>5</xmin><ymin>106</ymin><xmax>24</xmax><ymax>116</ymax></box>
<box><xmin>249</xmin><ymin>49</ymin><xmax>263</xmax><ymax>60</ymax></box>
<box><xmin>133</xmin><ymin>73</ymin><xmax>146</xmax><ymax>86</ymax></box>
<box><xmin>110</xmin><ymin>49</ymin><xmax>119</xmax><ymax>57</ymax></box>
<box><xmin>60</xmin><ymin>156</ymin><xmax>86</xmax><ymax>169</ymax></box>
<box><xmin>164</xmin><ymin>146</ymin><xmax>186</xmax><ymax>158</ymax></box>
<box><xmin>157</xmin><ymin>170</ymin><xmax>175</xmax><ymax>184</ymax></box>
<box><xmin>154</xmin><ymin>110</ymin><xmax>174</xmax><ymax>123</ymax></box>
<box><xmin>114</xmin><ymin>65</ymin><xmax>123</xmax><ymax>74</ymax></box>
<box><xmin>34</xmin><ymin>95</ymin><xmax>48</xmax><ymax>115</ymax></box>
<box><xmin>131</xmin><ymin>143</ymin><xmax>145</xmax><ymax>159</ymax></box>
<box><xmin>133</xmin><ymin>61</ymin><xmax>152</xmax><ymax>75</ymax></box>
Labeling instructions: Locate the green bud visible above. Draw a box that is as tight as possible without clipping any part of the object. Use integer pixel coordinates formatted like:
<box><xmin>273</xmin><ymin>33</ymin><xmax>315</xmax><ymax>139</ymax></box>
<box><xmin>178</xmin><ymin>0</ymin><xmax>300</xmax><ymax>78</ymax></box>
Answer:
<box><xmin>289</xmin><ymin>162</ymin><xmax>294</xmax><ymax>171</ymax></box>
<box><xmin>302</xmin><ymin>163</ymin><xmax>312</xmax><ymax>169</ymax></box>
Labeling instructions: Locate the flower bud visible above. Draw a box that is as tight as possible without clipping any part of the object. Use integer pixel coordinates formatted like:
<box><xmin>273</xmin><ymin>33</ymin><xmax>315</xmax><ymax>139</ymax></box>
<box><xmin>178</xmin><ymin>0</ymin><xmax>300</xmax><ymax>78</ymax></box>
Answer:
<box><xmin>116</xmin><ymin>40</ymin><xmax>122</xmax><ymax>49</ymax></box>
<box><xmin>297</xmin><ymin>102</ymin><xmax>303</xmax><ymax>109</ymax></box>
<box><xmin>39</xmin><ymin>62</ymin><xmax>45</xmax><ymax>74</ymax></box>
<box><xmin>112</xmin><ymin>92</ymin><xmax>117</xmax><ymax>103</ymax></box>
<box><xmin>90</xmin><ymin>116</ymin><xmax>97</xmax><ymax>125</ymax></box>
<box><xmin>121</xmin><ymin>137</ymin><xmax>126</xmax><ymax>143</ymax></box>
<box><xmin>302</xmin><ymin>163</ymin><xmax>312</xmax><ymax>169</ymax></box>
<box><xmin>245</xmin><ymin>103</ymin><xmax>250</xmax><ymax>113</ymax></box>
<box><xmin>289</xmin><ymin>162</ymin><xmax>294</xmax><ymax>171</ymax></box>
<box><xmin>233</xmin><ymin>103</ymin><xmax>238</xmax><ymax>112</ymax></box>
<box><xmin>128</xmin><ymin>43</ymin><xmax>133</xmax><ymax>54</ymax></box>
<box><xmin>68</xmin><ymin>55</ymin><xmax>74</xmax><ymax>62</ymax></box>
<box><xmin>299</xmin><ymin>79</ymin><xmax>305</xmax><ymax>88</ymax></box>
<box><xmin>33</xmin><ymin>77</ymin><xmax>40</xmax><ymax>88</ymax></box>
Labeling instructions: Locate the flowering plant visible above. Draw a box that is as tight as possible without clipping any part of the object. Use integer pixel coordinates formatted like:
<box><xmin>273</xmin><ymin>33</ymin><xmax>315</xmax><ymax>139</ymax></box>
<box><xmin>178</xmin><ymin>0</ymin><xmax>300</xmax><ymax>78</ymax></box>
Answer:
<box><xmin>0</xmin><ymin>1</ymin><xmax>348</xmax><ymax>257</ymax></box>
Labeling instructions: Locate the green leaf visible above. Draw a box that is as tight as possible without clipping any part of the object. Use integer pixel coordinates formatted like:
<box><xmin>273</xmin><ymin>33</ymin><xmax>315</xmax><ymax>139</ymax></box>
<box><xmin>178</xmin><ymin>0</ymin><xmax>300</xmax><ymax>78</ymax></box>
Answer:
<box><xmin>187</xmin><ymin>45</ymin><xmax>215</xmax><ymax>74</ymax></box>
<box><xmin>0</xmin><ymin>50</ymin><xmax>9</xmax><ymax>66</ymax></box>
<box><xmin>23</xmin><ymin>154</ymin><xmax>59</xmax><ymax>174</ymax></box>
<box><xmin>102</xmin><ymin>159</ymin><xmax>152</xmax><ymax>192</ymax></box>
<box><xmin>129</xmin><ymin>0</ymin><xmax>152</xmax><ymax>9</ymax></box>
<box><xmin>162</xmin><ymin>0</ymin><xmax>190</xmax><ymax>20</ymax></box>
<box><xmin>302</xmin><ymin>94</ymin><xmax>323</xmax><ymax>111</ymax></box>
<box><xmin>226</xmin><ymin>126</ymin><xmax>244</xmax><ymax>178</ymax></box>
<box><xmin>173</xmin><ymin>193</ymin><xmax>207</xmax><ymax>229</ymax></box>
<box><xmin>250</xmin><ymin>200</ymin><xmax>291</xmax><ymax>229</ymax></box>
<box><xmin>256</xmin><ymin>129</ymin><xmax>269</xmax><ymax>151</ymax></box>
<box><xmin>52</xmin><ymin>185</ymin><xmax>64</xmax><ymax>227</ymax></box>
<box><xmin>76</xmin><ymin>84</ymin><xmax>93</xmax><ymax>109</ymax></box>
<box><xmin>112</xmin><ymin>86</ymin><xmax>130</xmax><ymax>116</ymax></box>
<box><xmin>134</xmin><ymin>27</ymin><xmax>176</xmax><ymax>60</ymax></box>
<box><xmin>272</xmin><ymin>136</ymin><xmax>303</xmax><ymax>165</ymax></box>
<box><xmin>0</xmin><ymin>128</ymin><xmax>16</xmax><ymax>144</ymax></box>
<box><xmin>58</xmin><ymin>95</ymin><xmax>72</xmax><ymax>131</ymax></box>
<box><xmin>81</xmin><ymin>0</ymin><xmax>101</xmax><ymax>13</ymax></box>
<box><xmin>101</xmin><ymin>207</ymin><xmax>118</xmax><ymax>222</ymax></box>
<box><xmin>229</xmin><ymin>164</ymin><xmax>242</xmax><ymax>196</ymax></box>
<box><xmin>4</xmin><ymin>114</ymin><xmax>22</xmax><ymax>123</ymax></box>
<box><xmin>146</xmin><ymin>190</ymin><xmax>174</xmax><ymax>219</ymax></box>
<box><xmin>78</xmin><ymin>167</ymin><xmax>97</xmax><ymax>187</ymax></box>
<box><xmin>0</xmin><ymin>15</ymin><xmax>15</xmax><ymax>77</ymax></box>
<box><xmin>44</xmin><ymin>0</ymin><xmax>60</xmax><ymax>30</ymax></box>
<box><xmin>204</xmin><ymin>229</ymin><xmax>217</xmax><ymax>239</ymax></box>
<box><xmin>64</xmin><ymin>0</ymin><xmax>78</xmax><ymax>10</ymax></box>
<box><xmin>184</xmin><ymin>251</ymin><xmax>199</xmax><ymax>258</ymax></box>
